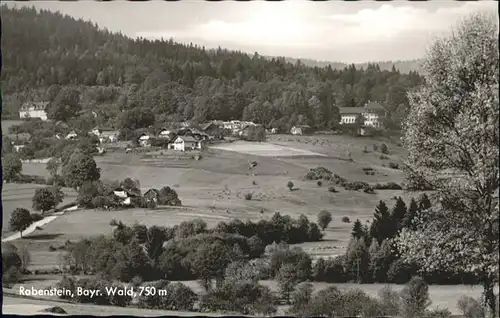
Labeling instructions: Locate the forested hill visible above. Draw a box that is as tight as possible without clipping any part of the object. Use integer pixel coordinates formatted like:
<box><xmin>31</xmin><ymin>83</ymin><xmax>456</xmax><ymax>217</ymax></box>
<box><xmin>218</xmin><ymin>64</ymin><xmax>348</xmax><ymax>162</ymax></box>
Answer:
<box><xmin>275</xmin><ymin>57</ymin><xmax>423</xmax><ymax>74</ymax></box>
<box><xmin>1</xmin><ymin>5</ymin><xmax>424</xmax><ymax>132</ymax></box>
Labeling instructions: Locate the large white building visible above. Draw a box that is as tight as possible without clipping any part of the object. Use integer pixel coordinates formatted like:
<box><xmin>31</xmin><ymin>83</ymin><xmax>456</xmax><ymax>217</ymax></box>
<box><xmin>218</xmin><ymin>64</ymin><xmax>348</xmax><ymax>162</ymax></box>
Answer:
<box><xmin>339</xmin><ymin>101</ymin><xmax>386</xmax><ymax>128</ymax></box>
<box><xmin>19</xmin><ymin>102</ymin><xmax>49</xmax><ymax>120</ymax></box>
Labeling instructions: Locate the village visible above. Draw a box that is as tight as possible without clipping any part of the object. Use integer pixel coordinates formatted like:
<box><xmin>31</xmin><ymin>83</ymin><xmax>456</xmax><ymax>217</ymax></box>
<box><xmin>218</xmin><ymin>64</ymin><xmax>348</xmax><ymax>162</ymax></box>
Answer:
<box><xmin>10</xmin><ymin>100</ymin><xmax>388</xmax><ymax>155</ymax></box>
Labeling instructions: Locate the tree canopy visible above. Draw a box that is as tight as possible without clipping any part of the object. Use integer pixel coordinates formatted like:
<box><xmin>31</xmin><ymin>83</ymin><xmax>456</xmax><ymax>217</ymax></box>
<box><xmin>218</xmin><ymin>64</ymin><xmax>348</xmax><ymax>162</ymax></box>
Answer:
<box><xmin>396</xmin><ymin>13</ymin><xmax>499</xmax><ymax>316</ymax></box>
<box><xmin>1</xmin><ymin>5</ymin><xmax>423</xmax><ymax>132</ymax></box>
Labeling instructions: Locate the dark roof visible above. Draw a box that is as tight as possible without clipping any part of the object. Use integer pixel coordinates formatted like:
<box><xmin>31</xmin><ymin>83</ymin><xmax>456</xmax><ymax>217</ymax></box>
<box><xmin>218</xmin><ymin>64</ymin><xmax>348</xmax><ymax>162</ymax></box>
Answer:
<box><xmin>201</xmin><ymin>122</ymin><xmax>216</xmax><ymax>131</ymax></box>
<box><xmin>177</xmin><ymin>135</ymin><xmax>197</xmax><ymax>143</ymax></box>
<box><xmin>144</xmin><ymin>188</ymin><xmax>160</xmax><ymax>196</ymax></box>
<box><xmin>364</xmin><ymin>101</ymin><xmax>385</xmax><ymax>111</ymax></box>
<box><xmin>339</xmin><ymin>107</ymin><xmax>365</xmax><ymax>115</ymax></box>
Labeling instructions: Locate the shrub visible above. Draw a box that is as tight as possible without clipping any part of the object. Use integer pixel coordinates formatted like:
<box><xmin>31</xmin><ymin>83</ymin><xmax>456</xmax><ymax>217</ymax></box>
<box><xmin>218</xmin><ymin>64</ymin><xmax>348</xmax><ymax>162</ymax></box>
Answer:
<box><xmin>342</xmin><ymin>216</ymin><xmax>350</xmax><ymax>223</ymax></box>
<box><xmin>328</xmin><ymin>186</ymin><xmax>337</xmax><ymax>193</ymax></box>
<box><xmin>380</xmin><ymin>143</ymin><xmax>388</xmax><ymax>154</ymax></box>
<box><xmin>426</xmin><ymin>307</ymin><xmax>453</xmax><ymax>317</ymax></box>
<box><xmin>378</xmin><ymin>285</ymin><xmax>400</xmax><ymax>316</ymax></box>
<box><xmin>373</xmin><ymin>182</ymin><xmax>403</xmax><ymax>190</ymax></box>
<box><xmin>48</xmin><ymin>245</ymin><xmax>57</xmax><ymax>252</ymax></box>
<box><xmin>56</xmin><ymin>276</ymin><xmax>77</xmax><ymax>300</ymax></box>
<box><xmin>380</xmin><ymin>155</ymin><xmax>389</xmax><ymax>160</ymax></box>
<box><xmin>457</xmin><ymin>296</ymin><xmax>485</xmax><ymax>318</ymax></box>
<box><xmin>316</xmin><ymin>180</ymin><xmax>322</xmax><ymax>187</ymax></box>
<box><xmin>131</xmin><ymin>276</ymin><xmax>143</xmax><ymax>287</ymax></box>
<box><xmin>399</xmin><ymin>276</ymin><xmax>432</xmax><ymax>318</ymax></box>
<box><xmin>109</xmin><ymin>219</ymin><xmax>118</xmax><ymax>226</ymax></box>
<box><xmin>287</xmin><ymin>181</ymin><xmax>294</xmax><ymax>190</ymax></box>
<box><xmin>252</xmin><ymin>180</ymin><xmax>257</xmax><ymax>185</ymax></box>
<box><xmin>244</xmin><ymin>192</ymin><xmax>253</xmax><ymax>200</ymax></box>
<box><xmin>344</xmin><ymin>180</ymin><xmax>370</xmax><ymax>191</ymax></box>
<box><xmin>363</xmin><ymin>186</ymin><xmax>375</xmax><ymax>194</ymax></box>
<box><xmin>372</xmin><ymin>144</ymin><xmax>379</xmax><ymax>152</ymax></box>
<box><xmin>305</xmin><ymin>167</ymin><xmax>333</xmax><ymax>181</ymax></box>
<box><xmin>388</xmin><ymin>162</ymin><xmax>399</xmax><ymax>169</ymax></box>
<box><xmin>363</xmin><ymin>146</ymin><xmax>370</xmax><ymax>153</ymax></box>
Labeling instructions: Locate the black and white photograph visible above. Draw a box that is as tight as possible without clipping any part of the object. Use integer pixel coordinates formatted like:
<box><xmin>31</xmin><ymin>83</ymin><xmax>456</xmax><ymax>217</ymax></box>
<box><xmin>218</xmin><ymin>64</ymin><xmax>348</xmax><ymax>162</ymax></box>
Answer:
<box><xmin>1</xmin><ymin>0</ymin><xmax>499</xmax><ymax>316</ymax></box>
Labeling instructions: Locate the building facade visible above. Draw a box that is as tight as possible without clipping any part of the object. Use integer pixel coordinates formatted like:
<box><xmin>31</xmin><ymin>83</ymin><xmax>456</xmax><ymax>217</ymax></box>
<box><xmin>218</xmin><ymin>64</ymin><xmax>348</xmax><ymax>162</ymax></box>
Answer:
<box><xmin>19</xmin><ymin>102</ymin><xmax>49</xmax><ymax>120</ymax></box>
<box><xmin>339</xmin><ymin>101</ymin><xmax>386</xmax><ymax>128</ymax></box>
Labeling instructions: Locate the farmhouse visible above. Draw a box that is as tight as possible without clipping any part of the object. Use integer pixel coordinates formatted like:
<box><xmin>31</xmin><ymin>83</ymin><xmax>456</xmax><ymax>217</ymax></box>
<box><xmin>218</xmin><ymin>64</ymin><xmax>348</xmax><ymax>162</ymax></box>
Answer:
<box><xmin>65</xmin><ymin>131</ymin><xmax>78</xmax><ymax>140</ymax></box>
<box><xmin>290</xmin><ymin>125</ymin><xmax>311</xmax><ymax>135</ymax></box>
<box><xmin>138</xmin><ymin>134</ymin><xmax>155</xmax><ymax>147</ymax></box>
<box><xmin>158</xmin><ymin>128</ymin><xmax>173</xmax><ymax>139</ymax></box>
<box><xmin>99</xmin><ymin>130</ymin><xmax>119</xmax><ymax>143</ymax></box>
<box><xmin>19</xmin><ymin>101</ymin><xmax>49</xmax><ymax>120</ymax></box>
<box><xmin>144</xmin><ymin>188</ymin><xmax>160</xmax><ymax>204</ymax></box>
<box><xmin>170</xmin><ymin>135</ymin><xmax>201</xmax><ymax>151</ymax></box>
<box><xmin>13</xmin><ymin>144</ymin><xmax>26</xmax><ymax>152</ymax></box>
<box><xmin>201</xmin><ymin>122</ymin><xmax>222</xmax><ymax>139</ymax></box>
<box><xmin>91</xmin><ymin>127</ymin><xmax>119</xmax><ymax>143</ymax></box>
<box><xmin>339</xmin><ymin>101</ymin><xmax>386</xmax><ymax>128</ymax></box>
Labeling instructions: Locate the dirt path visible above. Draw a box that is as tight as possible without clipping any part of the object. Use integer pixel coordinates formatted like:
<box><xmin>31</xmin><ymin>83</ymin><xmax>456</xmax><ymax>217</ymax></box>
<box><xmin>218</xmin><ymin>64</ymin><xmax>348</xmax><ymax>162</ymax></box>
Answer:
<box><xmin>2</xmin><ymin>206</ymin><xmax>77</xmax><ymax>242</ymax></box>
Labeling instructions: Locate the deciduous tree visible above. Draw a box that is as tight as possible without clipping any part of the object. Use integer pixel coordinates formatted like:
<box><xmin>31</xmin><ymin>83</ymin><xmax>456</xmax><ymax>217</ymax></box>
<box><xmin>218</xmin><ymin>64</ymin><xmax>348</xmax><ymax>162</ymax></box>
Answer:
<box><xmin>397</xmin><ymin>14</ymin><xmax>499</xmax><ymax>316</ymax></box>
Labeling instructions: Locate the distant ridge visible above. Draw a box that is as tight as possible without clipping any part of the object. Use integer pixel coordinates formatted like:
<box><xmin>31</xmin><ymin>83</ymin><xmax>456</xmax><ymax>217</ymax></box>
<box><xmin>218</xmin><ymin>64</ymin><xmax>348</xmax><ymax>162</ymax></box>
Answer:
<box><xmin>265</xmin><ymin>56</ymin><xmax>423</xmax><ymax>74</ymax></box>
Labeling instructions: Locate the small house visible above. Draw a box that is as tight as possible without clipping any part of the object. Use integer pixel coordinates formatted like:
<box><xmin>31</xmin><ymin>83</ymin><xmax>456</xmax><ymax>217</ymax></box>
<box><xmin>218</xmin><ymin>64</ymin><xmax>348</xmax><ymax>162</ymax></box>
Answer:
<box><xmin>65</xmin><ymin>131</ymin><xmax>78</xmax><ymax>140</ymax></box>
<box><xmin>158</xmin><ymin>128</ymin><xmax>172</xmax><ymax>139</ymax></box>
<box><xmin>290</xmin><ymin>125</ymin><xmax>311</xmax><ymax>136</ymax></box>
<box><xmin>100</xmin><ymin>130</ymin><xmax>119</xmax><ymax>143</ymax></box>
<box><xmin>144</xmin><ymin>188</ymin><xmax>160</xmax><ymax>204</ymax></box>
<box><xmin>13</xmin><ymin>144</ymin><xmax>26</xmax><ymax>152</ymax></box>
<box><xmin>138</xmin><ymin>134</ymin><xmax>155</xmax><ymax>147</ymax></box>
<box><xmin>170</xmin><ymin>135</ymin><xmax>199</xmax><ymax>151</ymax></box>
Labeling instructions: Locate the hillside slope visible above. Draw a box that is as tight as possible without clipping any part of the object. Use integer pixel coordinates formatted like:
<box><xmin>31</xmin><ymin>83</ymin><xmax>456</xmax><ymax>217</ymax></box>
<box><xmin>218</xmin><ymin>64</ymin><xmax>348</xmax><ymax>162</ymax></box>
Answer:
<box><xmin>1</xmin><ymin>5</ymin><xmax>423</xmax><ymax>132</ymax></box>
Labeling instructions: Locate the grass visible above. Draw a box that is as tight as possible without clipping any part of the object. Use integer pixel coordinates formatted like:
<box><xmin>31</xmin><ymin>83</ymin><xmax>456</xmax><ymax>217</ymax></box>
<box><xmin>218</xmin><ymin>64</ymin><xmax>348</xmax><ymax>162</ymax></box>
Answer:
<box><xmin>4</xmin><ymin>134</ymin><xmax>481</xmax><ymax>315</ymax></box>
<box><xmin>1</xmin><ymin>183</ymin><xmax>77</xmax><ymax>237</ymax></box>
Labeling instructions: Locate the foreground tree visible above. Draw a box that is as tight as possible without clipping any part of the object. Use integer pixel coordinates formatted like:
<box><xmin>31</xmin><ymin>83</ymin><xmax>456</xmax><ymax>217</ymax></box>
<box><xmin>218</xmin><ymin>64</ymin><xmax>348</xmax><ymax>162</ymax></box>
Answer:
<box><xmin>3</xmin><ymin>153</ymin><xmax>22</xmax><ymax>182</ymax></box>
<box><xmin>32</xmin><ymin>187</ymin><xmax>63</xmax><ymax>214</ymax></box>
<box><xmin>396</xmin><ymin>14</ymin><xmax>499</xmax><ymax>316</ymax></box>
<box><xmin>9</xmin><ymin>208</ymin><xmax>33</xmax><ymax>238</ymax></box>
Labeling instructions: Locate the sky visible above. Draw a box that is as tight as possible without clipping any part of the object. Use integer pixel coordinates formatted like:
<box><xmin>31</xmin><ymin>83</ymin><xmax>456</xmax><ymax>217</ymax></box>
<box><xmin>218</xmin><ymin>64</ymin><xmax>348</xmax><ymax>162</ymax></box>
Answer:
<box><xmin>5</xmin><ymin>0</ymin><xmax>498</xmax><ymax>63</ymax></box>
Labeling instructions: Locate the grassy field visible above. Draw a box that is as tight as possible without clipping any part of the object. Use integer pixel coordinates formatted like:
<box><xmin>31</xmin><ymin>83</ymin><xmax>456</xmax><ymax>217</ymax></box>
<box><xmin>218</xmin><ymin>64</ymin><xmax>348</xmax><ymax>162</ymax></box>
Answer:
<box><xmin>8</xmin><ymin>135</ymin><xmax>413</xmax><ymax>267</ymax></box>
<box><xmin>1</xmin><ymin>183</ymin><xmax>77</xmax><ymax>237</ymax></box>
<box><xmin>4</xmin><ymin>133</ymin><xmax>483</xmax><ymax>314</ymax></box>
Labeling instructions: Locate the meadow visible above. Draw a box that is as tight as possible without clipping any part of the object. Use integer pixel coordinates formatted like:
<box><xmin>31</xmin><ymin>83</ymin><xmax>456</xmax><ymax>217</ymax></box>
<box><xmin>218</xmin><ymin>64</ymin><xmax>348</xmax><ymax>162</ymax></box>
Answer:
<box><xmin>3</xmin><ymin>133</ymin><xmax>484</xmax><ymax>315</ymax></box>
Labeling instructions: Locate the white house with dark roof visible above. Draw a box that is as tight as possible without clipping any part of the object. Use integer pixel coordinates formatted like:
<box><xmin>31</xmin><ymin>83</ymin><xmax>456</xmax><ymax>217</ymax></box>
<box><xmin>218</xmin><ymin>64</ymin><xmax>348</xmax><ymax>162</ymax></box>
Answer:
<box><xmin>170</xmin><ymin>135</ymin><xmax>201</xmax><ymax>151</ymax></box>
<box><xmin>19</xmin><ymin>101</ymin><xmax>49</xmax><ymax>120</ymax></box>
<box><xmin>339</xmin><ymin>101</ymin><xmax>386</xmax><ymax>128</ymax></box>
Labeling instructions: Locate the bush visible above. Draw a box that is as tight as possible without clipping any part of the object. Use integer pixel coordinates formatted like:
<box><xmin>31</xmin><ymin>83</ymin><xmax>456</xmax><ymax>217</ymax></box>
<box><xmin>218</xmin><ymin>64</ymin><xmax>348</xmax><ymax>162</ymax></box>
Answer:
<box><xmin>344</xmin><ymin>180</ymin><xmax>370</xmax><ymax>191</ymax></box>
<box><xmin>244</xmin><ymin>192</ymin><xmax>253</xmax><ymax>200</ymax></box>
<box><xmin>457</xmin><ymin>296</ymin><xmax>485</xmax><ymax>318</ymax></box>
<box><xmin>380</xmin><ymin>143</ymin><xmax>389</xmax><ymax>154</ymax></box>
<box><xmin>316</xmin><ymin>180</ymin><xmax>322</xmax><ymax>187</ymax></box>
<box><xmin>287</xmin><ymin>181</ymin><xmax>294</xmax><ymax>190</ymax></box>
<box><xmin>363</xmin><ymin>186</ymin><xmax>375</xmax><ymax>194</ymax></box>
<box><xmin>48</xmin><ymin>245</ymin><xmax>57</xmax><ymax>252</ymax></box>
<box><xmin>373</xmin><ymin>182</ymin><xmax>403</xmax><ymax>190</ymax></box>
<box><xmin>399</xmin><ymin>276</ymin><xmax>432</xmax><ymax>318</ymax></box>
<box><xmin>378</xmin><ymin>286</ymin><xmax>400</xmax><ymax>316</ymax></box>
<box><xmin>252</xmin><ymin>180</ymin><xmax>257</xmax><ymax>185</ymax></box>
<box><xmin>328</xmin><ymin>186</ymin><xmax>337</xmax><ymax>193</ymax></box>
<box><xmin>426</xmin><ymin>307</ymin><xmax>453</xmax><ymax>317</ymax></box>
<box><xmin>380</xmin><ymin>155</ymin><xmax>389</xmax><ymax>160</ymax></box>
<box><xmin>342</xmin><ymin>216</ymin><xmax>350</xmax><ymax>223</ymax></box>
<box><xmin>305</xmin><ymin>167</ymin><xmax>333</xmax><ymax>181</ymax></box>
<box><xmin>372</xmin><ymin>144</ymin><xmax>379</xmax><ymax>152</ymax></box>
<box><xmin>388</xmin><ymin>162</ymin><xmax>399</xmax><ymax>169</ymax></box>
